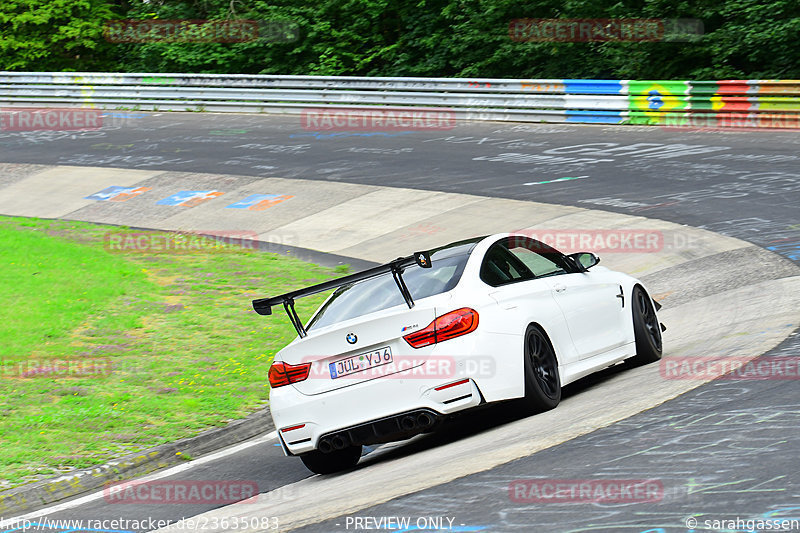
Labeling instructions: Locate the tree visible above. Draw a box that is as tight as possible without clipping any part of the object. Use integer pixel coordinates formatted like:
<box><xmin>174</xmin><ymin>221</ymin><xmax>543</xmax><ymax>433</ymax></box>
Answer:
<box><xmin>1</xmin><ymin>0</ymin><xmax>119</xmax><ymax>71</ymax></box>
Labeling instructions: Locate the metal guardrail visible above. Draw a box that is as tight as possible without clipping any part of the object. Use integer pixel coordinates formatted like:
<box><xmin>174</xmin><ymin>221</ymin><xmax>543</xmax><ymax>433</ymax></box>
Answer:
<box><xmin>1</xmin><ymin>72</ymin><xmax>799</xmax><ymax>127</ymax></box>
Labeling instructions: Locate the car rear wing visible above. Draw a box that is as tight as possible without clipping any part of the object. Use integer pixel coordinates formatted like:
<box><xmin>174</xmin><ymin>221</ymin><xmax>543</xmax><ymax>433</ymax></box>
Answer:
<box><xmin>252</xmin><ymin>250</ymin><xmax>432</xmax><ymax>338</ymax></box>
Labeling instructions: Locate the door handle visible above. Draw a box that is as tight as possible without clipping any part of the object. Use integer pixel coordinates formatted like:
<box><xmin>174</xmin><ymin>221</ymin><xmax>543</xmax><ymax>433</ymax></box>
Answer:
<box><xmin>553</xmin><ymin>284</ymin><xmax>567</xmax><ymax>293</ymax></box>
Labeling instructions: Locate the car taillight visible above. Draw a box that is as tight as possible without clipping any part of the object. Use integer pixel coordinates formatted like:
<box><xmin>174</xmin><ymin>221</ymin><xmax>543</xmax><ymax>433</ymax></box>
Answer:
<box><xmin>268</xmin><ymin>361</ymin><xmax>312</xmax><ymax>388</ymax></box>
<box><xmin>403</xmin><ymin>308</ymin><xmax>479</xmax><ymax>348</ymax></box>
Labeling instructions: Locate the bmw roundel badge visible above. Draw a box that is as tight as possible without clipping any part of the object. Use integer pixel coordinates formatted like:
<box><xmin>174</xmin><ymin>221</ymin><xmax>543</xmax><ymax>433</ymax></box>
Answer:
<box><xmin>346</xmin><ymin>333</ymin><xmax>358</xmax><ymax>344</ymax></box>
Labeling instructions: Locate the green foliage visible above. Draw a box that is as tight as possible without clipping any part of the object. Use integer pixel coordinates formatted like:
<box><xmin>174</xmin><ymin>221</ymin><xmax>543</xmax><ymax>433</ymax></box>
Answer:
<box><xmin>0</xmin><ymin>0</ymin><xmax>119</xmax><ymax>70</ymax></box>
<box><xmin>1</xmin><ymin>0</ymin><xmax>799</xmax><ymax>91</ymax></box>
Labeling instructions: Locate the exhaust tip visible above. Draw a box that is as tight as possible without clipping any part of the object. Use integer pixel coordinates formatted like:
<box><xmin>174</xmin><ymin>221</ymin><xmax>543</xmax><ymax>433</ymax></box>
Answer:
<box><xmin>318</xmin><ymin>438</ymin><xmax>333</xmax><ymax>454</ymax></box>
<box><xmin>416</xmin><ymin>412</ymin><xmax>434</xmax><ymax>429</ymax></box>
<box><xmin>331</xmin><ymin>434</ymin><xmax>348</xmax><ymax>450</ymax></box>
<box><xmin>400</xmin><ymin>416</ymin><xmax>417</xmax><ymax>431</ymax></box>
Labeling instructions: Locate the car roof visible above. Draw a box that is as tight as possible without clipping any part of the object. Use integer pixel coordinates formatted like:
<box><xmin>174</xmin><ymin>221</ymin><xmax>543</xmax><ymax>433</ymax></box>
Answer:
<box><xmin>427</xmin><ymin>235</ymin><xmax>488</xmax><ymax>259</ymax></box>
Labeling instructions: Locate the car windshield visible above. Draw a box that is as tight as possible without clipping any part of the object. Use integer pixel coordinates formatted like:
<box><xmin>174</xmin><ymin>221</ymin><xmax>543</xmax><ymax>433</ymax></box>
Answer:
<box><xmin>306</xmin><ymin>239</ymin><xmax>480</xmax><ymax>331</ymax></box>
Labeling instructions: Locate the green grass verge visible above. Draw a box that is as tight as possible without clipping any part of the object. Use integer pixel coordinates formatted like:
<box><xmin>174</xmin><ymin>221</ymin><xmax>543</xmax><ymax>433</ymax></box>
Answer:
<box><xmin>0</xmin><ymin>216</ymin><xmax>342</xmax><ymax>487</ymax></box>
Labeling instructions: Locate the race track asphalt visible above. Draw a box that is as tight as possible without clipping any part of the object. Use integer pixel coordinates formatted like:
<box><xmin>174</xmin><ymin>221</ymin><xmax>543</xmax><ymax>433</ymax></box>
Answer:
<box><xmin>1</xmin><ymin>113</ymin><xmax>798</xmax><ymax>533</ymax></box>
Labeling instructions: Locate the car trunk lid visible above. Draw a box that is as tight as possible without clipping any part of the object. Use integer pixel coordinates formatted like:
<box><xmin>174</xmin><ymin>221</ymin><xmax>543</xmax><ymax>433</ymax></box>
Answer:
<box><xmin>278</xmin><ymin>305</ymin><xmax>438</xmax><ymax>395</ymax></box>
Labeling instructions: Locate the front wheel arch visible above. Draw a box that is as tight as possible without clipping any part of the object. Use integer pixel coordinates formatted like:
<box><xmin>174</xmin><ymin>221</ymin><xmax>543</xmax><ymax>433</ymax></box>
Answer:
<box><xmin>626</xmin><ymin>284</ymin><xmax>663</xmax><ymax>366</ymax></box>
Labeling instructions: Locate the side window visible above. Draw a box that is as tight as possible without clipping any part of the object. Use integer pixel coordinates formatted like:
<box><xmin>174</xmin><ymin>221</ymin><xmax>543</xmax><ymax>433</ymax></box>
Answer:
<box><xmin>506</xmin><ymin>236</ymin><xmax>572</xmax><ymax>278</ymax></box>
<box><xmin>480</xmin><ymin>242</ymin><xmax>534</xmax><ymax>286</ymax></box>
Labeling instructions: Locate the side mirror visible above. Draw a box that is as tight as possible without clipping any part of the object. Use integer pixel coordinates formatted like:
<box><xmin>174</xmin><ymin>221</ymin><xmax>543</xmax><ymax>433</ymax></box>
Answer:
<box><xmin>568</xmin><ymin>252</ymin><xmax>600</xmax><ymax>271</ymax></box>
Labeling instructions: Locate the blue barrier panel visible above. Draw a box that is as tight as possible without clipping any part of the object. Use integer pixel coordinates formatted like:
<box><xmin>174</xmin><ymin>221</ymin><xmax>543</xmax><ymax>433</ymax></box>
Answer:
<box><xmin>565</xmin><ymin>109</ymin><xmax>626</xmax><ymax>123</ymax></box>
<box><xmin>563</xmin><ymin>79</ymin><xmax>625</xmax><ymax>94</ymax></box>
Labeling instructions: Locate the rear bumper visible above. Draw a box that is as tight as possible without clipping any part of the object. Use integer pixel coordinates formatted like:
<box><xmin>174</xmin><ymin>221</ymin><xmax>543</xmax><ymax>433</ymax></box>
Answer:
<box><xmin>317</xmin><ymin>408</ymin><xmax>442</xmax><ymax>454</ymax></box>
<box><xmin>272</xmin><ymin>376</ymin><xmax>483</xmax><ymax>456</ymax></box>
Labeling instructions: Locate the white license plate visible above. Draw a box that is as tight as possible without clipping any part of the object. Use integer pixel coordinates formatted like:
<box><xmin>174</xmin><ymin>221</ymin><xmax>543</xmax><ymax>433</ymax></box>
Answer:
<box><xmin>329</xmin><ymin>347</ymin><xmax>393</xmax><ymax>379</ymax></box>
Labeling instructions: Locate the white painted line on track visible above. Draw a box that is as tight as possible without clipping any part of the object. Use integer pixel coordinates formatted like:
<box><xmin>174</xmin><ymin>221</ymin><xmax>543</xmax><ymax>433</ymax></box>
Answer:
<box><xmin>523</xmin><ymin>175</ymin><xmax>589</xmax><ymax>185</ymax></box>
<box><xmin>0</xmin><ymin>431</ymin><xmax>278</xmax><ymax>527</ymax></box>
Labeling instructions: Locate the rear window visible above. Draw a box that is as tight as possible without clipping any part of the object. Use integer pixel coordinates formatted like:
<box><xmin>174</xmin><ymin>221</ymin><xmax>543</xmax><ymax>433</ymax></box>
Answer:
<box><xmin>306</xmin><ymin>240</ymin><xmax>478</xmax><ymax>330</ymax></box>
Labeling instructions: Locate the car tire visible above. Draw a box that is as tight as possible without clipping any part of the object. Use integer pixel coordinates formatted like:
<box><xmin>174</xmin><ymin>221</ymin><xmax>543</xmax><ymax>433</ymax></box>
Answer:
<box><xmin>627</xmin><ymin>286</ymin><xmax>663</xmax><ymax>366</ymax></box>
<box><xmin>300</xmin><ymin>445</ymin><xmax>362</xmax><ymax>475</ymax></box>
<box><xmin>521</xmin><ymin>324</ymin><xmax>561</xmax><ymax>413</ymax></box>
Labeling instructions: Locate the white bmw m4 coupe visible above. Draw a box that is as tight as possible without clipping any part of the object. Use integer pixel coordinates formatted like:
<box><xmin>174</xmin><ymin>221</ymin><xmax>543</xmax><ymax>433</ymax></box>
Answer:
<box><xmin>252</xmin><ymin>233</ymin><xmax>665</xmax><ymax>474</ymax></box>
